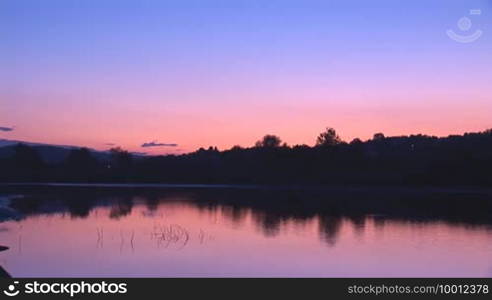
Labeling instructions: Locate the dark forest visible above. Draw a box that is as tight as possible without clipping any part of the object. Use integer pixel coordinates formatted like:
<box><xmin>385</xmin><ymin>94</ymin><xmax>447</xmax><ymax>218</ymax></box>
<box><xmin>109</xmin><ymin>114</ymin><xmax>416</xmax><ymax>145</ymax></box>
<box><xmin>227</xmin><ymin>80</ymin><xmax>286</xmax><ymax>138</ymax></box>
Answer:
<box><xmin>1</xmin><ymin>128</ymin><xmax>491</xmax><ymax>186</ymax></box>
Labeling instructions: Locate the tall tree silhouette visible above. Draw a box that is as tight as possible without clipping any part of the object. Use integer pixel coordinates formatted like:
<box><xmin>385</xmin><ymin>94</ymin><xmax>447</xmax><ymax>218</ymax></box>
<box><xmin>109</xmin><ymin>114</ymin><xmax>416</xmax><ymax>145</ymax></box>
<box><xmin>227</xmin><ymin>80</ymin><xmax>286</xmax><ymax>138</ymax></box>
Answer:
<box><xmin>255</xmin><ymin>135</ymin><xmax>282</xmax><ymax>148</ymax></box>
<box><xmin>110</xmin><ymin>147</ymin><xmax>133</xmax><ymax>169</ymax></box>
<box><xmin>109</xmin><ymin>147</ymin><xmax>133</xmax><ymax>181</ymax></box>
<box><xmin>65</xmin><ymin>148</ymin><xmax>99</xmax><ymax>181</ymax></box>
<box><xmin>316</xmin><ymin>127</ymin><xmax>342</xmax><ymax>147</ymax></box>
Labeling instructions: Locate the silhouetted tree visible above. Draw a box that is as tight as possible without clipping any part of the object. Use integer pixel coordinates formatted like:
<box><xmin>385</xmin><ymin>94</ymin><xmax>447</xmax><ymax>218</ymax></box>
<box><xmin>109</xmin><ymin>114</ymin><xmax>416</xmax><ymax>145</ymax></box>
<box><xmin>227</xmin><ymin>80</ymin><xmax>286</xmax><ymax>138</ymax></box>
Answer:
<box><xmin>230</xmin><ymin>145</ymin><xmax>243</xmax><ymax>151</ymax></box>
<box><xmin>110</xmin><ymin>147</ymin><xmax>133</xmax><ymax>168</ymax></box>
<box><xmin>350</xmin><ymin>138</ymin><xmax>363</xmax><ymax>145</ymax></box>
<box><xmin>109</xmin><ymin>147</ymin><xmax>133</xmax><ymax>181</ymax></box>
<box><xmin>316</xmin><ymin>127</ymin><xmax>342</xmax><ymax>147</ymax></box>
<box><xmin>373</xmin><ymin>133</ymin><xmax>385</xmax><ymax>140</ymax></box>
<box><xmin>65</xmin><ymin>148</ymin><xmax>99</xmax><ymax>181</ymax></box>
<box><xmin>255</xmin><ymin>135</ymin><xmax>282</xmax><ymax>148</ymax></box>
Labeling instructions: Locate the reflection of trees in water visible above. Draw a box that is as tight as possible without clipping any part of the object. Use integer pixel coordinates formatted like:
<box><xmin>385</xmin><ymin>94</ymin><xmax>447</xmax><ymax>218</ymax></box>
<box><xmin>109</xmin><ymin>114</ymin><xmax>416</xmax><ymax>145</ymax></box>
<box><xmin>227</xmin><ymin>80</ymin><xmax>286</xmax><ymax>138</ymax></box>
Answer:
<box><xmin>220</xmin><ymin>205</ymin><xmax>248</xmax><ymax>227</ymax></box>
<box><xmin>3</xmin><ymin>187</ymin><xmax>492</xmax><ymax>249</ymax></box>
<box><xmin>318</xmin><ymin>216</ymin><xmax>343</xmax><ymax>247</ymax></box>
<box><xmin>374</xmin><ymin>217</ymin><xmax>386</xmax><ymax>230</ymax></box>
<box><xmin>253</xmin><ymin>213</ymin><xmax>282</xmax><ymax>237</ymax></box>
<box><xmin>195</xmin><ymin>203</ymin><xmax>249</xmax><ymax>227</ymax></box>
<box><xmin>251</xmin><ymin>212</ymin><xmax>317</xmax><ymax>239</ymax></box>
<box><xmin>109</xmin><ymin>197</ymin><xmax>133</xmax><ymax>219</ymax></box>
<box><xmin>144</xmin><ymin>195</ymin><xmax>160</xmax><ymax>212</ymax></box>
<box><xmin>347</xmin><ymin>215</ymin><xmax>366</xmax><ymax>237</ymax></box>
<box><xmin>66</xmin><ymin>199</ymin><xmax>94</xmax><ymax>218</ymax></box>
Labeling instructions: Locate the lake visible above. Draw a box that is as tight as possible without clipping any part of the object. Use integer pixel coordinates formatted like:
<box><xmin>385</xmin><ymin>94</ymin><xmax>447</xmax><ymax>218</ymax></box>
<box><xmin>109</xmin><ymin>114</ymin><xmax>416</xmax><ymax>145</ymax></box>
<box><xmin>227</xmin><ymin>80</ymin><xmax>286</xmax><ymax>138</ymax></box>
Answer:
<box><xmin>0</xmin><ymin>184</ymin><xmax>491</xmax><ymax>277</ymax></box>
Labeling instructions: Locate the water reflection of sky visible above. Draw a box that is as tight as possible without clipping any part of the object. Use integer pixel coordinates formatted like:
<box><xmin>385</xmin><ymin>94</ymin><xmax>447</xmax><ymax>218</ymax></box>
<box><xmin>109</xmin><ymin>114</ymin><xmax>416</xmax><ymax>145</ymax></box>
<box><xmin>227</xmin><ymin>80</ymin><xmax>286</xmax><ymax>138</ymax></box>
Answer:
<box><xmin>0</xmin><ymin>190</ymin><xmax>491</xmax><ymax>277</ymax></box>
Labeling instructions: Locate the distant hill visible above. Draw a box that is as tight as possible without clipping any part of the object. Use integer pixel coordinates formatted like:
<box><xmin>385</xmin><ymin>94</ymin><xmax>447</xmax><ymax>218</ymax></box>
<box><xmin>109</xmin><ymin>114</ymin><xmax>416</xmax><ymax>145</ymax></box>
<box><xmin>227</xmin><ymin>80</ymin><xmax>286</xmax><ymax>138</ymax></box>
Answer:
<box><xmin>0</xmin><ymin>139</ymin><xmax>113</xmax><ymax>164</ymax></box>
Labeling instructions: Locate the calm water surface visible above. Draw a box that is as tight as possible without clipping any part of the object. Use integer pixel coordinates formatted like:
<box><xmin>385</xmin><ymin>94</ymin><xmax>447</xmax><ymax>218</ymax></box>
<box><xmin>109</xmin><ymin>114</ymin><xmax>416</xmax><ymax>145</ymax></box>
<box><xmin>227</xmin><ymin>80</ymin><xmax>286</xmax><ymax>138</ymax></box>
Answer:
<box><xmin>0</xmin><ymin>186</ymin><xmax>491</xmax><ymax>277</ymax></box>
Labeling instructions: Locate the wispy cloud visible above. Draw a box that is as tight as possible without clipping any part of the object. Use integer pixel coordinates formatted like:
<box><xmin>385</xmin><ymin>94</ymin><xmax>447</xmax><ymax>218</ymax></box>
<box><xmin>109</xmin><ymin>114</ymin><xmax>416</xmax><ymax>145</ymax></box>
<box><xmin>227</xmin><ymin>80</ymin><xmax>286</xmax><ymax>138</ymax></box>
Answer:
<box><xmin>141</xmin><ymin>141</ymin><xmax>178</xmax><ymax>148</ymax></box>
<box><xmin>0</xmin><ymin>126</ymin><xmax>14</xmax><ymax>132</ymax></box>
<box><xmin>104</xmin><ymin>143</ymin><xmax>116</xmax><ymax>146</ymax></box>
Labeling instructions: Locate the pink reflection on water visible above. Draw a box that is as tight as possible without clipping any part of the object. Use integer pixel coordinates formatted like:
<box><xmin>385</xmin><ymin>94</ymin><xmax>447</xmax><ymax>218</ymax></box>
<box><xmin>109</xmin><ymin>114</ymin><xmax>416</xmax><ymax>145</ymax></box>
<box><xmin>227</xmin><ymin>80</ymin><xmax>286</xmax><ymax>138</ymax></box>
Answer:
<box><xmin>0</xmin><ymin>200</ymin><xmax>491</xmax><ymax>277</ymax></box>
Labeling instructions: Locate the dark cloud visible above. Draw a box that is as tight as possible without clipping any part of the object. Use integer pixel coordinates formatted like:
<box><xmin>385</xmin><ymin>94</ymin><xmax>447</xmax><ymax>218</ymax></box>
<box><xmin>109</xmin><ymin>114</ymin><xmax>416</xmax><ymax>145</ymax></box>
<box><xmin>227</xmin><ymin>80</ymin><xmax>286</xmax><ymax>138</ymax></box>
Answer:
<box><xmin>0</xmin><ymin>126</ymin><xmax>14</xmax><ymax>132</ymax></box>
<box><xmin>141</xmin><ymin>141</ymin><xmax>178</xmax><ymax>148</ymax></box>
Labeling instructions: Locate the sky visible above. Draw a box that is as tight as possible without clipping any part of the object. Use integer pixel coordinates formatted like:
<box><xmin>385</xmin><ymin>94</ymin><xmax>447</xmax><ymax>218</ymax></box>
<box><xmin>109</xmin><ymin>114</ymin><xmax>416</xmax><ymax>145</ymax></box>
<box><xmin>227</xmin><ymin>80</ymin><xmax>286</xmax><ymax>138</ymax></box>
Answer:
<box><xmin>1</xmin><ymin>0</ymin><xmax>491</xmax><ymax>155</ymax></box>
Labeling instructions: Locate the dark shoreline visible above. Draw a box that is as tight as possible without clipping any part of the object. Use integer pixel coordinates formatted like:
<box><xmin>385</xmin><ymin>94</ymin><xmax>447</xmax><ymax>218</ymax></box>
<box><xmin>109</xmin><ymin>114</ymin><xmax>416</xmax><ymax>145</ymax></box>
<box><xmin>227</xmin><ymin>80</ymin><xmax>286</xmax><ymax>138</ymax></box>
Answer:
<box><xmin>1</xmin><ymin>182</ymin><xmax>492</xmax><ymax>228</ymax></box>
<box><xmin>0</xmin><ymin>182</ymin><xmax>492</xmax><ymax>205</ymax></box>
<box><xmin>2</xmin><ymin>181</ymin><xmax>492</xmax><ymax>194</ymax></box>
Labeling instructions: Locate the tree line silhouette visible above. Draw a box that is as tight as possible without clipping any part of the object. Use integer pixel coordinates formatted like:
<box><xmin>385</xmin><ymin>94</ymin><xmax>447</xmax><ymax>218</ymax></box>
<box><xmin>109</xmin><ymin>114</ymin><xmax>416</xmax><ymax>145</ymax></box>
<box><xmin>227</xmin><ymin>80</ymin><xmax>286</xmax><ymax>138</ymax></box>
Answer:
<box><xmin>1</xmin><ymin>127</ymin><xmax>491</xmax><ymax>186</ymax></box>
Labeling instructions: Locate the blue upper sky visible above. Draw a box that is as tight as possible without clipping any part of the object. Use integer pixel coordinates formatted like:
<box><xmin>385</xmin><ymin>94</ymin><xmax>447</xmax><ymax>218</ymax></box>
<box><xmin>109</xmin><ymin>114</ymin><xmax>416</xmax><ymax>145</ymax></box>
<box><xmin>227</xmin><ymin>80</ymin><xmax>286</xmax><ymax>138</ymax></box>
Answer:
<box><xmin>1</xmin><ymin>0</ymin><xmax>491</xmax><ymax>153</ymax></box>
